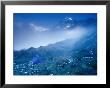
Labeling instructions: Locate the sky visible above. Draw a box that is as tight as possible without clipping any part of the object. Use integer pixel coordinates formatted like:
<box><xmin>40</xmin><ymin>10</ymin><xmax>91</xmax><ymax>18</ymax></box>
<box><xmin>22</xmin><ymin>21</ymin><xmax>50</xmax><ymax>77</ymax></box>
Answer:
<box><xmin>14</xmin><ymin>13</ymin><xmax>97</xmax><ymax>50</ymax></box>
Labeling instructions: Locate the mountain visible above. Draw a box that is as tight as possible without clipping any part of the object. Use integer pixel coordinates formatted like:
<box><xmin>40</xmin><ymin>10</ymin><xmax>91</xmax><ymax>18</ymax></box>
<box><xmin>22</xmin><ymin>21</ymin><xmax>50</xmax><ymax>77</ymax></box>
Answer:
<box><xmin>14</xmin><ymin>30</ymin><xmax>97</xmax><ymax>75</ymax></box>
<box><xmin>54</xmin><ymin>17</ymin><xmax>97</xmax><ymax>31</ymax></box>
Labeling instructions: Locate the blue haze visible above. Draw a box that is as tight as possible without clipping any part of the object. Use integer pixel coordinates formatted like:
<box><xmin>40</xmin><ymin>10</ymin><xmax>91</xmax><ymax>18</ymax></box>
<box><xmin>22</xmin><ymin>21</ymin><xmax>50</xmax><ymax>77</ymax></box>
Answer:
<box><xmin>13</xmin><ymin>13</ymin><xmax>97</xmax><ymax>75</ymax></box>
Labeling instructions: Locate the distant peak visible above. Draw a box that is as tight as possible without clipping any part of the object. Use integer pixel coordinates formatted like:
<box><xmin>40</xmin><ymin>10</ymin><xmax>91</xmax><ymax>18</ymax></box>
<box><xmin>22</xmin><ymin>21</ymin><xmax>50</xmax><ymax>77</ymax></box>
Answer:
<box><xmin>64</xmin><ymin>17</ymin><xmax>73</xmax><ymax>21</ymax></box>
<box><xmin>28</xmin><ymin>47</ymin><xmax>36</xmax><ymax>50</ymax></box>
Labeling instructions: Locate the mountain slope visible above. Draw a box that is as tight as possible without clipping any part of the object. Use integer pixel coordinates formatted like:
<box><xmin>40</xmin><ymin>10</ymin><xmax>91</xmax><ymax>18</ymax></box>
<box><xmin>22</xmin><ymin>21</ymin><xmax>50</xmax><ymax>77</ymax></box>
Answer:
<box><xmin>14</xmin><ymin>31</ymin><xmax>97</xmax><ymax>75</ymax></box>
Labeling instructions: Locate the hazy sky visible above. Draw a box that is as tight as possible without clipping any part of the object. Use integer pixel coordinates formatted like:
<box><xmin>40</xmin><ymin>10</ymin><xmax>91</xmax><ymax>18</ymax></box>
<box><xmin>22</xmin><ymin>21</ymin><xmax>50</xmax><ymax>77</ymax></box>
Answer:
<box><xmin>14</xmin><ymin>13</ymin><xmax>97</xmax><ymax>50</ymax></box>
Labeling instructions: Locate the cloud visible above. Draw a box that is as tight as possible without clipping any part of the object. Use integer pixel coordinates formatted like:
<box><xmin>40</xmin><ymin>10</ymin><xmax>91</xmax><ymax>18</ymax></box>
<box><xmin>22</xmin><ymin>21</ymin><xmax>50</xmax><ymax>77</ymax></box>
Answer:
<box><xmin>65</xmin><ymin>27</ymin><xmax>87</xmax><ymax>39</ymax></box>
<box><xmin>30</xmin><ymin>23</ymin><xmax>49</xmax><ymax>32</ymax></box>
